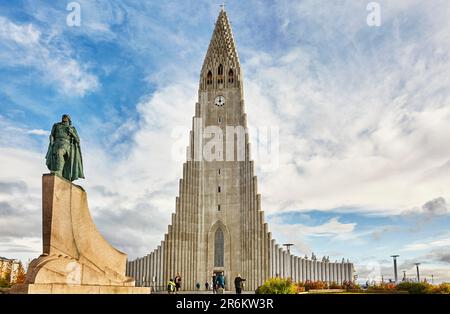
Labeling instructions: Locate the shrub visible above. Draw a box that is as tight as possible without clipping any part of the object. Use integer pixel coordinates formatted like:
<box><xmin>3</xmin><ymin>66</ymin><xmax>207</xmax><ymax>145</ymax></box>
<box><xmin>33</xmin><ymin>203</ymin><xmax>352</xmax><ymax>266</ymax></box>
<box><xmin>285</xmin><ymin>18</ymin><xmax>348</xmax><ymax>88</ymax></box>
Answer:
<box><xmin>396</xmin><ymin>282</ymin><xmax>431</xmax><ymax>294</ymax></box>
<box><xmin>296</xmin><ymin>285</ymin><xmax>306</xmax><ymax>293</ymax></box>
<box><xmin>367</xmin><ymin>282</ymin><xmax>397</xmax><ymax>292</ymax></box>
<box><xmin>296</xmin><ymin>281</ymin><xmax>305</xmax><ymax>292</ymax></box>
<box><xmin>342</xmin><ymin>280</ymin><xmax>362</xmax><ymax>291</ymax></box>
<box><xmin>395</xmin><ymin>282</ymin><xmax>450</xmax><ymax>294</ymax></box>
<box><xmin>437</xmin><ymin>283</ymin><xmax>450</xmax><ymax>294</ymax></box>
<box><xmin>256</xmin><ymin>277</ymin><xmax>297</xmax><ymax>294</ymax></box>
<box><xmin>302</xmin><ymin>280</ymin><xmax>328</xmax><ymax>291</ymax></box>
<box><xmin>0</xmin><ymin>277</ymin><xmax>11</xmax><ymax>288</ymax></box>
<box><xmin>329</xmin><ymin>282</ymin><xmax>343</xmax><ymax>289</ymax></box>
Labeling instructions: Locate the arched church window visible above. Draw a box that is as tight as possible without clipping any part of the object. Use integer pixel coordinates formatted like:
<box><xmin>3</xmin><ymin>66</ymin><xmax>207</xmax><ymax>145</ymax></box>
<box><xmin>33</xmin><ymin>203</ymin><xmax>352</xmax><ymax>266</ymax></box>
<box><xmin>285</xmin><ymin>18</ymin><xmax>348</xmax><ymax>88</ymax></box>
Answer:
<box><xmin>206</xmin><ymin>71</ymin><xmax>212</xmax><ymax>85</ymax></box>
<box><xmin>228</xmin><ymin>69</ymin><xmax>234</xmax><ymax>83</ymax></box>
<box><xmin>214</xmin><ymin>228</ymin><xmax>224</xmax><ymax>267</ymax></box>
<box><xmin>218</xmin><ymin>64</ymin><xmax>224</xmax><ymax>84</ymax></box>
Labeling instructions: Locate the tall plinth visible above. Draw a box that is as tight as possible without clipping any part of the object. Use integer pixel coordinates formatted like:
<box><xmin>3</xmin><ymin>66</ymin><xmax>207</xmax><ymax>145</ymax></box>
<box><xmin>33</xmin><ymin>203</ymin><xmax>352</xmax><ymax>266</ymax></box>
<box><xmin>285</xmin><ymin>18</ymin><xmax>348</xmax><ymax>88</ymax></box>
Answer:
<box><xmin>11</xmin><ymin>174</ymin><xmax>149</xmax><ymax>294</ymax></box>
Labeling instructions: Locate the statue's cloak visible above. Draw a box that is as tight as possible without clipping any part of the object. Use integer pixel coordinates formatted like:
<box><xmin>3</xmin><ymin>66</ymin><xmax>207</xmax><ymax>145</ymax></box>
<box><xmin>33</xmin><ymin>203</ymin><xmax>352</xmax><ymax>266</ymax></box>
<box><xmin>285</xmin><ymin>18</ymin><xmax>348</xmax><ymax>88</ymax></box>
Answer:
<box><xmin>65</xmin><ymin>141</ymin><xmax>84</xmax><ymax>181</ymax></box>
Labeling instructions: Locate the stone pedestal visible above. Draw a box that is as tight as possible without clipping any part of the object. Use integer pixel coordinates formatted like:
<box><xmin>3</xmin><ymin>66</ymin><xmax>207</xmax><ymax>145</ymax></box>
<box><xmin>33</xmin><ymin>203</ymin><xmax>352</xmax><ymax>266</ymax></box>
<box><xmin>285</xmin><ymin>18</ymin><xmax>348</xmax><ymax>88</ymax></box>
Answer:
<box><xmin>11</xmin><ymin>174</ymin><xmax>149</xmax><ymax>294</ymax></box>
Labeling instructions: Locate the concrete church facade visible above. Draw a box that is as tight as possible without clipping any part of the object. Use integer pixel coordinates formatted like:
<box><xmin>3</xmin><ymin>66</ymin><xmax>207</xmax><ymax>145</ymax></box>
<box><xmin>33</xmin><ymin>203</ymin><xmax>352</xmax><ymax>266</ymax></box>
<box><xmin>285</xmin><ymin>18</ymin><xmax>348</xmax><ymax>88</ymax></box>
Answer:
<box><xmin>127</xmin><ymin>9</ymin><xmax>354</xmax><ymax>291</ymax></box>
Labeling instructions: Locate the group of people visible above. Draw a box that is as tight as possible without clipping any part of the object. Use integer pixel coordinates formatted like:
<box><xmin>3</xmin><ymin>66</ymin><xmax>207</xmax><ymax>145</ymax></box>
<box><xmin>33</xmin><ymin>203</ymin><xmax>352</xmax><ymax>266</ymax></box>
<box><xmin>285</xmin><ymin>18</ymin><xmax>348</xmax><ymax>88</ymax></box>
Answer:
<box><xmin>210</xmin><ymin>272</ymin><xmax>226</xmax><ymax>294</ymax></box>
<box><xmin>167</xmin><ymin>273</ymin><xmax>182</xmax><ymax>294</ymax></box>
<box><xmin>167</xmin><ymin>272</ymin><xmax>246</xmax><ymax>294</ymax></box>
<box><xmin>207</xmin><ymin>272</ymin><xmax>246</xmax><ymax>294</ymax></box>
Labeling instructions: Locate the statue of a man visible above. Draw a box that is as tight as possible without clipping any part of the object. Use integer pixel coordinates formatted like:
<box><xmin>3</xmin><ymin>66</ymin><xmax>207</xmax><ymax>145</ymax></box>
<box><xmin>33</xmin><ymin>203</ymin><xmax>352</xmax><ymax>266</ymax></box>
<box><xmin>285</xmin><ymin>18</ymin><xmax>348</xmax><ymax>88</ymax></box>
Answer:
<box><xmin>45</xmin><ymin>114</ymin><xmax>84</xmax><ymax>181</ymax></box>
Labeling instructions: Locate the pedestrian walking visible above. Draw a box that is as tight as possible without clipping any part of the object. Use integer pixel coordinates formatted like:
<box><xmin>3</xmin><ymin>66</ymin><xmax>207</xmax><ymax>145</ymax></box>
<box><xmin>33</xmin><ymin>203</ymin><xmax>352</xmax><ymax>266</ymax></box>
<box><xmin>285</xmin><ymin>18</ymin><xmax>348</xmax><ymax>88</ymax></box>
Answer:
<box><xmin>217</xmin><ymin>272</ymin><xmax>225</xmax><ymax>294</ymax></box>
<box><xmin>212</xmin><ymin>272</ymin><xmax>217</xmax><ymax>294</ymax></box>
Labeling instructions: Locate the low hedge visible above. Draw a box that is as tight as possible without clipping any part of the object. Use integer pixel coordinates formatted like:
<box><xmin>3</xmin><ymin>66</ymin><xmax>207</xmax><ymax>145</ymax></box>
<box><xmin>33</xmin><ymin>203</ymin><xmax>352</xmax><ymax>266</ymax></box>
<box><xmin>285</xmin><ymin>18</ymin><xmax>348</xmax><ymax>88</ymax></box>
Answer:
<box><xmin>256</xmin><ymin>278</ymin><xmax>450</xmax><ymax>294</ymax></box>
<box><xmin>255</xmin><ymin>278</ymin><xmax>297</xmax><ymax>294</ymax></box>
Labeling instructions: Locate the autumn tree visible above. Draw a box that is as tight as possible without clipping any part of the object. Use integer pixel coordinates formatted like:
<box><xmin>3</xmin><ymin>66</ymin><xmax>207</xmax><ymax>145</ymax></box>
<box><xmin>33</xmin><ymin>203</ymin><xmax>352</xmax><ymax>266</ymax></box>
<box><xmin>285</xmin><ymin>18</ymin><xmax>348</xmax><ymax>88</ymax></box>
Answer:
<box><xmin>0</xmin><ymin>260</ymin><xmax>13</xmax><ymax>288</ymax></box>
<box><xmin>0</xmin><ymin>259</ymin><xmax>5</xmax><ymax>287</ymax></box>
<box><xmin>15</xmin><ymin>261</ymin><xmax>26</xmax><ymax>284</ymax></box>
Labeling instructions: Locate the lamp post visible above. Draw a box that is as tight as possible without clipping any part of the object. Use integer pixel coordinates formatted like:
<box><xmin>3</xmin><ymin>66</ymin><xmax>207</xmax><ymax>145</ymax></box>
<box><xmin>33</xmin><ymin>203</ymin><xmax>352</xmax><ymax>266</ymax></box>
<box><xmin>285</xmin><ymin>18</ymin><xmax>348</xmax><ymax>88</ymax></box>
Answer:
<box><xmin>282</xmin><ymin>244</ymin><xmax>294</xmax><ymax>280</ymax></box>
<box><xmin>414</xmin><ymin>263</ymin><xmax>421</xmax><ymax>282</ymax></box>
<box><xmin>391</xmin><ymin>255</ymin><xmax>399</xmax><ymax>283</ymax></box>
<box><xmin>283</xmin><ymin>243</ymin><xmax>293</xmax><ymax>254</ymax></box>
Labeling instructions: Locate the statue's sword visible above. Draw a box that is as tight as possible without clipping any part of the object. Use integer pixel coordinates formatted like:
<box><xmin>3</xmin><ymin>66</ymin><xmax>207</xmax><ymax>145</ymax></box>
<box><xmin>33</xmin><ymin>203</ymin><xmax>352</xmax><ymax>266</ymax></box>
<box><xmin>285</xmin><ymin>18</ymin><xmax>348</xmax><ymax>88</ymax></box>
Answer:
<box><xmin>69</xmin><ymin>127</ymin><xmax>74</xmax><ymax>181</ymax></box>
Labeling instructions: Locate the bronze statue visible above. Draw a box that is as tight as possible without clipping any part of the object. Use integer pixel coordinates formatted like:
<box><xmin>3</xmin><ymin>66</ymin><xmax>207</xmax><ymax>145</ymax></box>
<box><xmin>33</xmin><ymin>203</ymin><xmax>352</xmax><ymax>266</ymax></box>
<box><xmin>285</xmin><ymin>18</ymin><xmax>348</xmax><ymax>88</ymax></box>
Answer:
<box><xmin>45</xmin><ymin>114</ymin><xmax>84</xmax><ymax>181</ymax></box>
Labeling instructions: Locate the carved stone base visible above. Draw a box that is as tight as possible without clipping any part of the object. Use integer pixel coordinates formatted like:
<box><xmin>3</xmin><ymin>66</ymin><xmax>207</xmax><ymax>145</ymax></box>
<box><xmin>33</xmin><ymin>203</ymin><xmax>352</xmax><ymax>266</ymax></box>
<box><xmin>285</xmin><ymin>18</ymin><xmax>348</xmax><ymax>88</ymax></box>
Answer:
<box><xmin>10</xmin><ymin>174</ymin><xmax>149</xmax><ymax>294</ymax></box>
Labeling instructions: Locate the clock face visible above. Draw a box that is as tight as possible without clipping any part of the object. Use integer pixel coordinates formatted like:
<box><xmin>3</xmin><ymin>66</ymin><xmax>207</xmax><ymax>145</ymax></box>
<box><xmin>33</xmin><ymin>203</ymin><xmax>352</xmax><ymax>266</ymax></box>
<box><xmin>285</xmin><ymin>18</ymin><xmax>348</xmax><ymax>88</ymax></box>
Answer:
<box><xmin>215</xmin><ymin>95</ymin><xmax>225</xmax><ymax>107</ymax></box>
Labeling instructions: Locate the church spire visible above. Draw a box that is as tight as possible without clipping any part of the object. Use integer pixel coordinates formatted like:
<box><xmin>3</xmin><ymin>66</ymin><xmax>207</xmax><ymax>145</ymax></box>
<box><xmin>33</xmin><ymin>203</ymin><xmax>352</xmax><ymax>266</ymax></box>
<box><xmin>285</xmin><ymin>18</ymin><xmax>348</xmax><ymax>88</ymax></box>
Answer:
<box><xmin>200</xmin><ymin>9</ymin><xmax>241</xmax><ymax>90</ymax></box>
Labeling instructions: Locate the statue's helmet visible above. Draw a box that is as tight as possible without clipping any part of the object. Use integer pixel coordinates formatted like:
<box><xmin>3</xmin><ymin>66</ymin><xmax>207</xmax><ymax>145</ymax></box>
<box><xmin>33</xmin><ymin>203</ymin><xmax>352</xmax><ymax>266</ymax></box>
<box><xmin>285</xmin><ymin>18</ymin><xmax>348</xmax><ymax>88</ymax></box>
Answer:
<box><xmin>61</xmin><ymin>114</ymin><xmax>72</xmax><ymax>123</ymax></box>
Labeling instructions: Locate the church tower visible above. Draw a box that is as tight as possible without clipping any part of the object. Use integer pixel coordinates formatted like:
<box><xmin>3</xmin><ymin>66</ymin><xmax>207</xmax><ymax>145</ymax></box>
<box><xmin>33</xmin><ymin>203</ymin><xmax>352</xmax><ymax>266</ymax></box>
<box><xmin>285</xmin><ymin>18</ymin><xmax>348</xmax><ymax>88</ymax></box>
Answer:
<box><xmin>193</xmin><ymin>8</ymin><xmax>266</xmax><ymax>290</ymax></box>
<box><xmin>127</xmin><ymin>9</ymin><xmax>354</xmax><ymax>291</ymax></box>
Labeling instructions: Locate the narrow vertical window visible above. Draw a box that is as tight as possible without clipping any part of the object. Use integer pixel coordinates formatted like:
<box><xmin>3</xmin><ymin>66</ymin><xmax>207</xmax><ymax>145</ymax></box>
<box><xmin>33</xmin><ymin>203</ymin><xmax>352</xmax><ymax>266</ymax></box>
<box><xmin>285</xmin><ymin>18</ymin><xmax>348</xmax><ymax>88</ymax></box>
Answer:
<box><xmin>214</xmin><ymin>228</ymin><xmax>224</xmax><ymax>267</ymax></box>
<box><xmin>228</xmin><ymin>69</ymin><xmax>234</xmax><ymax>83</ymax></box>
<box><xmin>218</xmin><ymin>64</ymin><xmax>224</xmax><ymax>84</ymax></box>
<box><xmin>207</xmin><ymin>70</ymin><xmax>212</xmax><ymax>85</ymax></box>
<box><xmin>218</xmin><ymin>186</ymin><xmax>221</xmax><ymax>193</ymax></box>
<box><xmin>218</xmin><ymin>117</ymin><xmax>221</xmax><ymax>124</ymax></box>
<box><xmin>217</xmin><ymin>204</ymin><xmax>221</xmax><ymax>211</ymax></box>
<box><xmin>218</xmin><ymin>169</ymin><xmax>221</xmax><ymax>175</ymax></box>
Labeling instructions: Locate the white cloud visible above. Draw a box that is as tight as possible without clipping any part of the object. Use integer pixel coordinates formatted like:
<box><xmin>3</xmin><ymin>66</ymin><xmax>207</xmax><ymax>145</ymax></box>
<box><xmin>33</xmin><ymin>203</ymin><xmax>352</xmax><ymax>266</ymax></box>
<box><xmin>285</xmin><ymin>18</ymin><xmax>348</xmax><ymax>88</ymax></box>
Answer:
<box><xmin>0</xmin><ymin>18</ymin><xmax>40</xmax><ymax>45</ymax></box>
<box><xmin>402</xmin><ymin>236</ymin><xmax>450</xmax><ymax>252</ymax></box>
<box><xmin>27</xmin><ymin>129</ymin><xmax>49</xmax><ymax>136</ymax></box>
<box><xmin>300</xmin><ymin>218</ymin><xmax>356</xmax><ymax>237</ymax></box>
<box><xmin>0</xmin><ymin>237</ymin><xmax>41</xmax><ymax>263</ymax></box>
<box><xmin>270</xmin><ymin>217</ymin><xmax>356</xmax><ymax>238</ymax></box>
<box><xmin>0</xmin><ymin>16</ymin><xmax>98</xmax><ymax>96</ymax></box>
<box><xmin>0</xmin><ymin>146</ymin><xmax>46</xmax><ymax>261</ymax></box>
<box><xmin>268</xmin><ymin>217</ymin><xmax>357</xmax><ymax>257</ymax></box>
<box><xmin>242</xmin><ymin>1</ymin><xmax>450</xmax><ymax>215</ymax></box>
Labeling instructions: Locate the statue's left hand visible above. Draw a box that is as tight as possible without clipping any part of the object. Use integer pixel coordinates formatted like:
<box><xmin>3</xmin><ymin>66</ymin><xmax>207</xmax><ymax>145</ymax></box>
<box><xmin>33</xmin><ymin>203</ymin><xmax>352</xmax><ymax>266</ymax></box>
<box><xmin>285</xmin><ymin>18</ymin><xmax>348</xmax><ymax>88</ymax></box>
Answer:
<box><xmin>68</xmin><ymin>128</ymin><xmax>79</xmax><ymax>141</ymax></box>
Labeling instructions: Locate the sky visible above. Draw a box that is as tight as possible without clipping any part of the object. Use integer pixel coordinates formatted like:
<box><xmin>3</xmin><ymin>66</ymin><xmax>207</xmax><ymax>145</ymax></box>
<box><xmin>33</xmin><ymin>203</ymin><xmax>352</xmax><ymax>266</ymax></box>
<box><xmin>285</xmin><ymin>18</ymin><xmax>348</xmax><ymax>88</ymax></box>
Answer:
<box><xmin>0</xmin><ymin>0</ymin><xmax>449</xmax><ymax>284</ymax></box>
